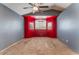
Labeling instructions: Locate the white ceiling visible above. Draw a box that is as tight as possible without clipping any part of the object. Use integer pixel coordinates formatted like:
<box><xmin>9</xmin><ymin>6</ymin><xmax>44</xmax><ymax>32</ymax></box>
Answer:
<box><xmin>3</xmin><ymin>3</ymin><xmax>33</xmax><ymax>15</ymax></box>
<box><xmin>3</xmin><ymin>3</ymin><xmax>71</xmax><ymax>15</ymax></box>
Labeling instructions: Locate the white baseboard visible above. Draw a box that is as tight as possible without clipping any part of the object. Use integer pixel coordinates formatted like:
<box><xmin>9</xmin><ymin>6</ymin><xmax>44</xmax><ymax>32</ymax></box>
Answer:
<box><xmin>0</xmin><ymin>39</ymin><xmax>22</xmax><ymax>53</ymax></box>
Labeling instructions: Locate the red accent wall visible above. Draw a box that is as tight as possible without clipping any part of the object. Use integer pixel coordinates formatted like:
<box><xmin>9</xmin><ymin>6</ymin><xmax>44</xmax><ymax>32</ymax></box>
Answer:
<box><xmin>46</xmin><ymin>16</ymin><xmax>57</xmax><ymax>38</ymax></box>
<box><xmin>24</xmin><ymin>16</ymin><xmax>57</xmax><ymax>38</ymax></box>
<box><xmin>24</xmin><ymin>16</ymin><xmax>35</xmax><ymax>38</ymax></box>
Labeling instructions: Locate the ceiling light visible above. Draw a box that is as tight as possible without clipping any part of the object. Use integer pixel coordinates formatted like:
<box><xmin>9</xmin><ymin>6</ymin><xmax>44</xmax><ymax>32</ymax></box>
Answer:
<box><xmin>32</xmin><ymin>6</ymin><xmax>39</xmax><ymax>14</ymax></box>
<box><xmin>33</xmin><ymin>6</ymin><xmax>39</xmax><ymax>11</ymax></box>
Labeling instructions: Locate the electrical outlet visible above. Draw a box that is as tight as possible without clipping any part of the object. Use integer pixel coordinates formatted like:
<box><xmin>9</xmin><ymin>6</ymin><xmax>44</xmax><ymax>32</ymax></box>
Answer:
<box><xmin>66</xmin><ymin>40</ymin><xmax>69</xmax><ymax>43</ymax></box>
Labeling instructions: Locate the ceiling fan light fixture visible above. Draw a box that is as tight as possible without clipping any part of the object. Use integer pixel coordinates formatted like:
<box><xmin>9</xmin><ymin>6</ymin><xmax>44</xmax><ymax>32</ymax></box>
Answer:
<box><xmin>33</xmin><ymin>6</ymin><xmax>39</xmax><ymax>11</ymax></box>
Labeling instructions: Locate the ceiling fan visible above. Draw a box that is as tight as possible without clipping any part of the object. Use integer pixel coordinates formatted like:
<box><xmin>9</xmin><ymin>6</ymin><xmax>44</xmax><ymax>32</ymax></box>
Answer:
<box><xmin>23</xmin><ymin>3</ymin><xmax>49</xmax><ymax>14</ymax></box>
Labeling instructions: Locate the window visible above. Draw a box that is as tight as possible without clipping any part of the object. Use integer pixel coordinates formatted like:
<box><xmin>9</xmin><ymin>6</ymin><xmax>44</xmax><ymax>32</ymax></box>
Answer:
<box><xmin>29</xmin><ymin>22</ymin><xmax>34</xmax><ymax>30</ymax></box>
<box><xmin>47</xmin><ymin>22</ymin><xmax>52</xmax><ymax>30</ymax></box>
<box><xmin>35</xmin><ymin>20</ymin><xmax>46</xmax><ymax>30</ymax></box>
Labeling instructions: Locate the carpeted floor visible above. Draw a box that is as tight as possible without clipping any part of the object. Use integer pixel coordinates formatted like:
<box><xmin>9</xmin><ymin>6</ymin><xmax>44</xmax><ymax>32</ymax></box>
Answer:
<box><xmin>0</xmin><ymin>37</ymin><xmax>77</xmax><ymax>55</ymax></box>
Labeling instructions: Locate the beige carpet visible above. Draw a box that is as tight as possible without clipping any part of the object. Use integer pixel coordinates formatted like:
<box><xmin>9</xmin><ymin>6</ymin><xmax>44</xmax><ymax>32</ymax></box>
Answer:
<box><xmin>0</xmin><ymin>37</ymin><xmax>77</xmax><ymax>55</ymax></box>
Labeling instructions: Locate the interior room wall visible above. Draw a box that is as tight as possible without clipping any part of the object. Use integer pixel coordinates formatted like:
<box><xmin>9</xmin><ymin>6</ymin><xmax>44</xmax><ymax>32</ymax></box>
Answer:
<box><xmin>0</xmin><ymin>4</ymin><xmax>24</xmax><ymax>50</ymax></box>
<box><xmin>24</xmin><ymin>16</ymin><xmax>57</xmax><ymax>38</ymax></box>
<box><xmin>23</xmin><ymin>9</ymin><xmax>61</xmax><ymax>38</ymax></box>
<box><xmin>57</xmin><ymin>3</ymin><xmax>79</xmax><ymax>52</ymax></box>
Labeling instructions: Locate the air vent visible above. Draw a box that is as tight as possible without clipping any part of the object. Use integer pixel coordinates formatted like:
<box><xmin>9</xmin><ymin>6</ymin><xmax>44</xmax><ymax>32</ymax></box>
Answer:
<box><xmin>39</xmin><ymin>6</ymin><xmax>49</xmax><ymax>8</ymax></box>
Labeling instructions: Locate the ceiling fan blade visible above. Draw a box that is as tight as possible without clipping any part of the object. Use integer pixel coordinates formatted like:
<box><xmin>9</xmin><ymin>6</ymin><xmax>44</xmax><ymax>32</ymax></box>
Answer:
<box><xmin>39</xmin><ymin>6</ymin><xmax>49</xmax><ymax>8</ymax></box>
<box><xmin>29</xmin><ymin>3</ymin><xmax>34</xmax><ymax>6</ymax></box>
<box><xmin>23</xmin><ymin>7</ymin><xmax>32</xmax><ymax>9</ymax></box>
